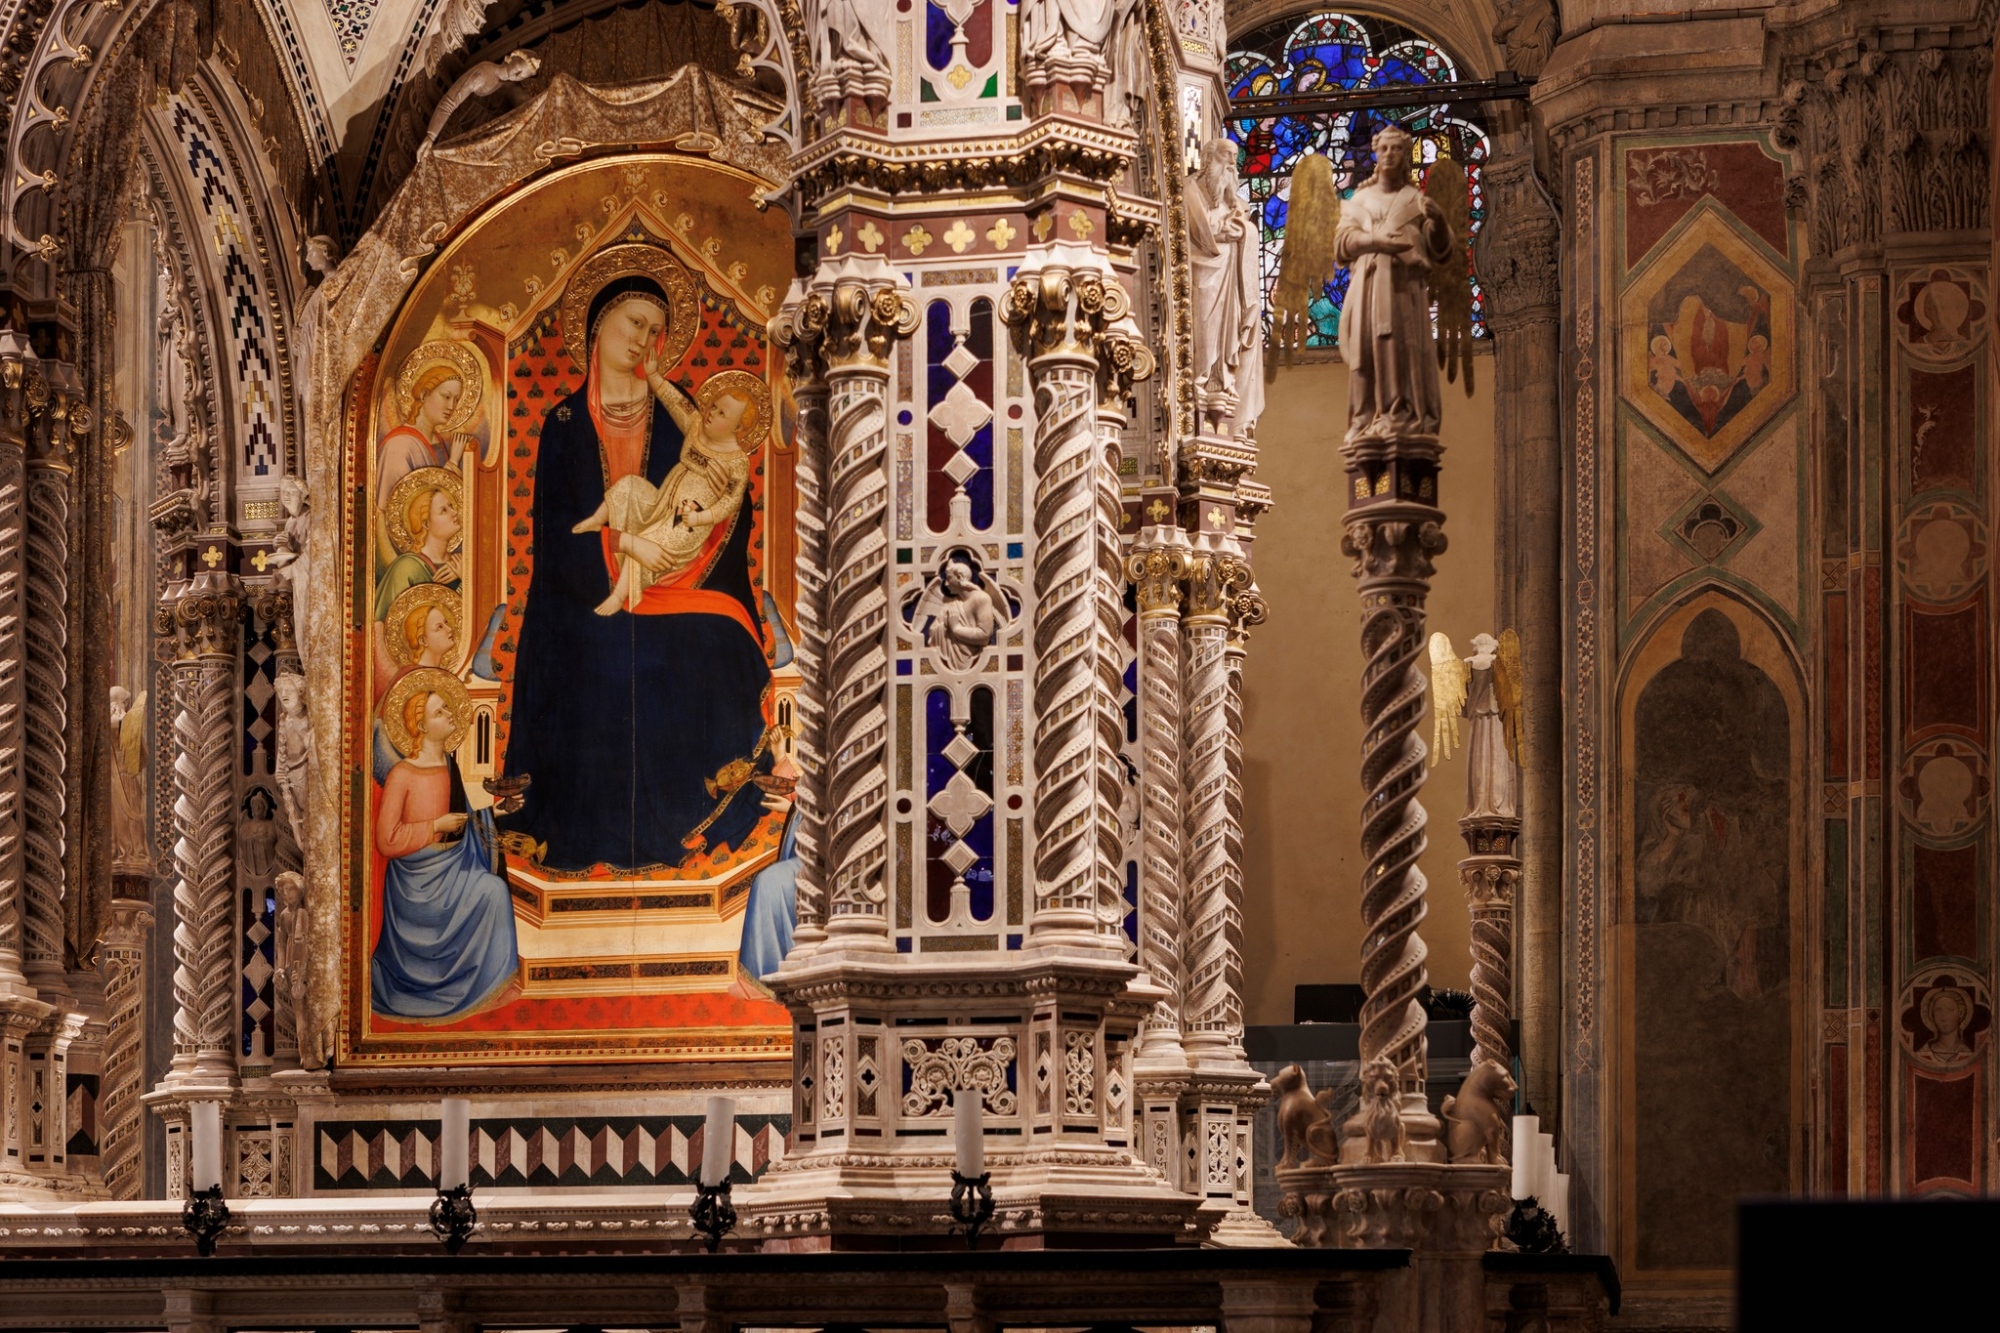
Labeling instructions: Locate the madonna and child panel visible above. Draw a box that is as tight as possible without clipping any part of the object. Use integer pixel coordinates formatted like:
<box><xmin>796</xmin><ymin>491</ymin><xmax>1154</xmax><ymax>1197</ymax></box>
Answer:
<box><xmin>342</xmin><ymin>157</ymin><xmax>804</xmax><ymax>1065</ymax></box>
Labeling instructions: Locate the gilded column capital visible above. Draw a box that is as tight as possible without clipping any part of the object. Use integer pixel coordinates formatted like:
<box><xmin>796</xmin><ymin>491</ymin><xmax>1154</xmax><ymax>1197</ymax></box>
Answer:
<box><xmin>770</xmin><ymin>278</ymin><xmax>830</xmax><ymax>389</ymax></box>
<box><xmin>1183</xmin><ymin>543</ymin><xmax>1251</xmax><ymax>624</ymax></box>
<box><xmin>805</xmin><ymin>256</ymin><xmax>920</xmax><ymax>371</ymax></box>
<box><xmin>1002</xmin><ymin>243</ymin><xmax>1133</xmax><ymax>363</ymax></box>
<box><xmin>249</xmin><ymin>585</ymin><xmax>296</xmax><ymax>657</ymax></box>
<box><xmin>1127</xmin><ymin>529</ymin><xmax>1191</xmax><ymax>618</ymax></box>
<box><xmin>157</xmin><ymin>578</ymin><xmax>244</xmax><ymax>661</ymax></box>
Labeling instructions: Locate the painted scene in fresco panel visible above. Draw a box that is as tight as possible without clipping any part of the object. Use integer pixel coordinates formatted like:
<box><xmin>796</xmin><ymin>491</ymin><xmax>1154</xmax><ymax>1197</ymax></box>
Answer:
<box><xmin>343</xmin><ymin>157</ymin><xmax>803</xmax><ymax>1064</ymax></box>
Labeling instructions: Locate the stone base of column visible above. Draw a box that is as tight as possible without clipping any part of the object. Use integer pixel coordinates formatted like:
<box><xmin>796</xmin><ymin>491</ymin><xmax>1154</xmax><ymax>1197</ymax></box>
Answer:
<box><xmin>1276</xmin><ymin>1162</ymin><xmax>1509</xmax><ymax>1333</ymax></box>
<box><xmin>757</xmin><ymin>950</ymin><xmax>1202</xmax><ymax>1248</ymax></box>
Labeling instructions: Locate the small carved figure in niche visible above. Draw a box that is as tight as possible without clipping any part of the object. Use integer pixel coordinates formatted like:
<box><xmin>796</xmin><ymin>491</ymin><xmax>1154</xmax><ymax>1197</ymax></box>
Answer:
<box><xmin>264</xmin><ymin>475</ymin><xmax>310</xmax><ymax>592</ymax></box>
<box><xmin>915</xmin><ymin>556</ymin><xmax>1006</xmax><ymax>670</ymax></box>
<box><xmin>1491</xmin><ymin>0</ymin><xmax>1559</xmax><ymax>80</ymax></box>
<box><xmin>108</xmin><ymin>686</ymin><xmax>149</xmax><ymax>872</ymax></box>
<box><xmin>1273</xmin><ymin>1064</ymin><xmax>1340</xmax><ymax>1168</ymax></box>
<box><xmin>273</xmin><ymin>671</ymin><xmax>313</xmax><ymax>858</ymax></box>
<box><xmin>423</xmin><ymin>48</ymin><xmax>542</xmax><ymax>146</ymax></box>
<box><xmin>1919</xmin><ymin>980</ymin><xmax>1977</xmax><ymax>1069</ymax></box>
<box><xmin>1355</xmin><ymin>1054</ymin><xmax>1407</xmax><ymax>1164</ymax></box>
<box><xmin>1334</xmin><ymin>124</ymin><xmax>1456</xmax><ymax>444</ymax></box>
<box><xmin>1101</xmin><ymin>0</ymin><xmax>1148</xmax><ymax>129</ymax></box>
<box><xmin>1189</xmin><ymin>137</ymin><xmax>1265</xmax><ymax>436</ymax></box>
<box><xmin>237</xmin><ymin>788</ymin><xmax>285</xmax><ymax>881</ymax></box>
<box><xmin>1440</xmin><ymin>1060</ymin><xmax>1516</xmax><ymax>1165</ymax></box>
<box><xmin>810</xmin><ymin>0</ymin><xmax>896</xmax><ymax>106</ymax></box>
<box><xmin>271</xmin><ymin>869</ymin><xmax>308</xmax><ymax>1056</ymax></box>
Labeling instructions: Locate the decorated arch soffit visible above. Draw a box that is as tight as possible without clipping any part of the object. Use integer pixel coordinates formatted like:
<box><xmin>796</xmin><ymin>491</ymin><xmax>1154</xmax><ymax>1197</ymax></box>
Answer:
<box><xmin>1613</xmin><ymin>135</ymin><xmax>1805</xmax><ymax>650</ymax></box>
<box><xmin>299</xmin><ymin>64</ymin><xmax>795</xmax><ymax>1068</ymax></box>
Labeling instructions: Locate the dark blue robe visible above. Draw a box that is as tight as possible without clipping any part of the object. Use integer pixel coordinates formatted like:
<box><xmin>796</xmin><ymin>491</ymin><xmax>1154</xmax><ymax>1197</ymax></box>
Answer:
<box><xmin>503</xmin><ymin>388</ymin><xmax>770</xmax><ymax>871</ymax></box>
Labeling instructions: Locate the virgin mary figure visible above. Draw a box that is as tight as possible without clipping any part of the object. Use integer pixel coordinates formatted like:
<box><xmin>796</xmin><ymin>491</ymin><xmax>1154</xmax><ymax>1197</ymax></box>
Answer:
<box><xmin>501</xmin><ymin>247</ymin><xmax>773</xmax><ymax>871</ymax></box>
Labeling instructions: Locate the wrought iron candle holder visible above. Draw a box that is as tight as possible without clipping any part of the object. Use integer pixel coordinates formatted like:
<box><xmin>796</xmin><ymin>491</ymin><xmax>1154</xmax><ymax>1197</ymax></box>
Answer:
<box><xmin>181</xmin><ymin>1184</ymin><xmax>231</xmax><ymax>1256</ymax></box>
<box><xmin>1504</xmin><ymin>1194</ymin><xmax>1568</xmax><ymax>1255</ymax></box>
<box><xmin>691</xmin><ymin>1178</ymin><xmax>737</xmax><ymax>1253</ymax></box>
<box><xmin>429</xmin><ymin>1183</ymin><xmax>478</xmax><ymax>1253</ymax></box>
<box><xmin>948</xmin><ymin>1169</ymin><xmax>994</xmax><ymax>1249</ymax></box>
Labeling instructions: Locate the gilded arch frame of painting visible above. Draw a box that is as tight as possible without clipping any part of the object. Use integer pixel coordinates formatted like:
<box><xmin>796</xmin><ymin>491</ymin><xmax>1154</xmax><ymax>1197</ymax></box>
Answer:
<box><xmin>293</xmin><ymin>66</ymin><xmax>797</xmax><ymax>1069</ymax></box>
<box><xmin>1608</xmin><ymin>587</ymin><xmax>1811</xmax><ymax>1287</ymax></box>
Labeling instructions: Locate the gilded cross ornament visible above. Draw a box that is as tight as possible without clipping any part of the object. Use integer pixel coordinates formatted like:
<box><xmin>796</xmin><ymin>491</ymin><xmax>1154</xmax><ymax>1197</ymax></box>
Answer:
<box><xmin>856</xmin><ymin>220</ymin><xmax>884</xmax><ymax>253</ymax></box>
<box><xmin>904</xmin><ymin>224</ymin><xmax>934</xmax><ymax>256</ymax></box>
<box><xmin>986</xmin><ymin>218</ymin><xmax>1017</xmax><ymax>249</ymax></box>
<box><xmin>825</xmin><ymin>224</ymin><xmax>844</xmax><ymax>255</ymax></box>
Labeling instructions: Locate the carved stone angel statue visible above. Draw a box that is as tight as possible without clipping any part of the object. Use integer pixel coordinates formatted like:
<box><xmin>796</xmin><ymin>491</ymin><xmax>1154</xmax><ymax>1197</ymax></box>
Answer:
<box><xmin>1429</xmin><ymin>630</ymin><xmax>1523</xmax><ymax>820</ymax></box>
<box><xmin>809</xmin><ymin>0</ymin><xmax>897</xmax><ymax>106</ymax></box>
<box><xmin>1020</xmin><ymin>0</ymin><xmax>1121</xmax><ymax>89</ymax></box>
<box><xmin>264</xmin><ymin>474</ymin><xmax>310</xmax><ymax>594</ymax></box>
<box><xmin>273</xmin><ymin>670</ymin><xmax>313</xmax><ymax>857</ymax></box>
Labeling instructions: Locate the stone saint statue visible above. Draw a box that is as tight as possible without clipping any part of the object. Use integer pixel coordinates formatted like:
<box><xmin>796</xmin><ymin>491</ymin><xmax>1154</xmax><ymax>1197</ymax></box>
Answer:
<box><xmin>264</xmin><ymin>475</ymin><xmax>310</xmax><ymax>592</ymax></box>
<box><xmin>1021</xmin><ymin>0</ymin><xmax>1118</xmax><ymax>87</ymax></box>
<box><xmin>1189</xmin><ymin>137</ymin><xmax>1265</xmax><ymax>436</ymax></box>
<box><xmin>1334</xmin><ymin>124</ymin><xmax>1456</xmax><ymax>444</ymax></box>
<box><xmin>108</xmin><ymin>686</ymin><xmax>148</xmax><ymax>871</ymax></box>
<box><xmin>271</xmin><ymin>869</ymin><xmax>308</xmax><ymax>1060</ymax></box>
<box><xmin>810</xmin><ymin>0</ymin><xmax>896</xmax><ymax>105</ymax></box>
<box><xmin>273</xmin><ymin>670</ymin><xmax>313</xmax><ymax>856</ymax></box>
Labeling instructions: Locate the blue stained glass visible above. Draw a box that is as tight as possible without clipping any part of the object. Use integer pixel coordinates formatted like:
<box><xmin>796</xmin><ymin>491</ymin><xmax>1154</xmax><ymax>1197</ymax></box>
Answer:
<box><xmin>1226</xmin><ymin>10</ymin><xmax>1492</xmax><ymax>346</ymax></box>
<box><xmin>925</xmin><ymin>3</ymin><xmax>954</xmax><ymax>71</ymax></box>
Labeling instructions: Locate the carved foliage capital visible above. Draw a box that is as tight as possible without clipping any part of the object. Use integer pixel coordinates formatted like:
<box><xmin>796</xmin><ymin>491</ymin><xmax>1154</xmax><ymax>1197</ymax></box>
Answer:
<box><xmin>158</xmin><ymin>578</ymin><xmax>243</xmax><ymax>661</ymax></box>
<box><xmin>795</xmin><ymin>258</ymin><xmax>919</xmax><ymax>371</ymax></box>
<box><xmin>1002</xmin><ymin>244</ymin><xmax>1135</xmax><ymax>365</ymax></box>
<box><xmin>250</xmin><ymin>585</ymin><xmax>296</xmax><ymax>655</ymax></box>
<box><xmin>1183</xmin><ymin>547</ymin><xmax>1251</xmax><ymax>622</ymax></box>
<box><xmin>1461</xmin><ymin>861</ymin><xmax>1520</xmax><ymax>911</ymax></box>
<box><xmin>1474</xmin><ymin>151</ymin><xmax>1560</xmax><ymax>327</ymax></box>
<box><xmin>1127</xmin><ymin>536</ymin><xmax>1190</xmax><ymax>615</ymax></box>
<box><xmin>1340</xmin><ymin>515</ymin><xmax>1447</xmax><ymax>585</ymax></box>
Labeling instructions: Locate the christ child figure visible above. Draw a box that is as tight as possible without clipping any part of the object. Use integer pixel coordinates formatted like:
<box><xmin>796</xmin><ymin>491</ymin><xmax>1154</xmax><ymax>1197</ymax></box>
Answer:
<box><xmin>572</xmin><ymin>372</ymin><xmax>763</xmax><ymax>616</ymax></box>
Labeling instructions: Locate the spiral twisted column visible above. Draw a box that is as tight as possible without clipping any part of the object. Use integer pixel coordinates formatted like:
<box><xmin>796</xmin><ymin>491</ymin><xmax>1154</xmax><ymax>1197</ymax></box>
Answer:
<box><xmin>814</xmin><ymin>258</ymin><xmax>918</xmax><ymax>948</ymax></box>
<box><xmin>159</xmin><ymin>581</ymin><xmax>242</xmax><ymax>1086</ymax></box>
<box><xmin>771</xmin><ymin>285</ymin><xmax>832</xmax><ymax>956</ymax></box>
<box><xmin>1003</xmin><ymin>244</ymin><xmax>1145</xmax><ymax>949</ymax></box>
<box><xmin>1180</xmin><ymin>544</ymin><xmax>1251</xmax><ymax>1061</ymax></box>
<box><xmin>1462</xmin><ymin>856</ymin><xmax>1518</xmax><ymax>1074</ymax></box>
<box><xmin>0</xmin><ymin>372</ymin><xmax>27</xmax><ymax>999</ymax></box>
<box><xmin>21</xmin><ymin>433</ymin><xmax>72</xmax><ymax>981</ymax></box>
<box><xmin>1129</xmin><ymin>527</ymin><xmax>1190</xmax><ymax>1066</ymax></box>
<box><xmin>97</xmin><ymin>900</ymin><xmax>152</xmax><ymax>1199</ymax></box>
<box><xmin>1342</xmin><ymin>492</ymin><xmax>1449</xmax><ymax>1149</ymax></box>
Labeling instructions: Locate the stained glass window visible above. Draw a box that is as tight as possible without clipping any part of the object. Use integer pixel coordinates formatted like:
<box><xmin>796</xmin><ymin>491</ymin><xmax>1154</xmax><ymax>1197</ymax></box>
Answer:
<box><xmin>1226</xmin><ymin>11</ymin><xmax>1491</xmax><ymax>346</ymax></box>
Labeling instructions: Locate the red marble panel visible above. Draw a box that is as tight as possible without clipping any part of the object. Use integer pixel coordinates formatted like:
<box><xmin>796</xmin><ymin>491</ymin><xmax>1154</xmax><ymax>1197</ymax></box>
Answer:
<box><xmin>1825</xmin><ymin>591</ymin><xmax>1848</xmax><ymax>780</ymax></box>
<box><xmin>1908</xmin><ymin>1067</ymin><xmax>1979</xmax><ymax>1191</ymax></box>
<box><xmin>1911</xmin><ymin>844</ymin><xmax>1979</xmax><ymax>963</ymax></box>
<box><xmin>1825</xmin><ymin>1042</ymin><xmax>1848</xmax><ymax>1195</ymax></box>
<box><xmin>1625</xmin><ymin>142</ymin><xmax>1788</xmax><ymax>265</ymax></box>
<box><xmin>1909</xmin><ymin>364</ymin><xmax>1978</xmax><ymax>495</ymax></box>
<box><xmin>1904</xmin><ymin>596</ymin><xmax>1988</xmax><ymax>740</ymax></box>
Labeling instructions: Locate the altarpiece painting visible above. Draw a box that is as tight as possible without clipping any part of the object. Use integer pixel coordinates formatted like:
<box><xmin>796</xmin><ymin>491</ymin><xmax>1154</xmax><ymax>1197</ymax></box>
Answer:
<box><xmin>340</xmin><ymin>156</ymin><xmax>800</xmax><ymax>1065</ymax></box>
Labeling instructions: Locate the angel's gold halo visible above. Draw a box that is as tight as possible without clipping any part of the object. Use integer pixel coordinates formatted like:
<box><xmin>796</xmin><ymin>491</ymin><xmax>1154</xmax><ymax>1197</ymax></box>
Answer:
<box><xmin>381</xmin><ymin>667</ymin><xmax>471</xmax><ymax>759</ymax></box>
<box><xmin>394</xmin><ymin>339</ymin><xmax>484</xmax><ymax>436</ymax></box>
<box><xmin>697</xmin><ymin>369</ymin><xmax>773</xmax><ymax>448</ymax></box>
<box><xmin>384</xmin><ymin>583</ymin><xmax>462</xmax><ymax>668</ymax></box>
<box><xmin>383</xmin><ymin>466</ymin><xmax>465</xmax><ymax>557</ymax></box>
<box><xmin>559</xmin><ymin>243</ymin><xmax>701</xmax><ymax>375</ymax></box>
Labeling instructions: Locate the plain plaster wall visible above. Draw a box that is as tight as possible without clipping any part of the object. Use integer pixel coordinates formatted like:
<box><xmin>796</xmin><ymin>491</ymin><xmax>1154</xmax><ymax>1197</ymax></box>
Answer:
<box><xmin>1240</xmin><ymin>355</ymin><xmax>1498</xmax><ymax>1025</ymax></box>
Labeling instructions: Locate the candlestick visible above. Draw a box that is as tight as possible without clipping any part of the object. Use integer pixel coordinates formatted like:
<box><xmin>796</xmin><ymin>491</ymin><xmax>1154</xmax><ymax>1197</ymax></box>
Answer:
<box><xmin>701</xmin><ymin>1095</ymin><xmax>735</xmax><ymax>1188</ymax></box>
<box><xmin>1510</xmin><ymin>1114</ymin><xmax>1535</xmax><ymax>1199</ymax></box>
<box><xmin>440</xmin><ymin>1098</ymin><xmax>470</xmax><ymax>1190</ymax></box>
<box><xmin>190</xmin><ymin>1101</ymin><xmax>223</xmax><ymax>1193</ymax></box>
<box><xmin>953</xmin><ymin>1089</ymin><xmax>985</xmax><ymax>1178</ymax></box>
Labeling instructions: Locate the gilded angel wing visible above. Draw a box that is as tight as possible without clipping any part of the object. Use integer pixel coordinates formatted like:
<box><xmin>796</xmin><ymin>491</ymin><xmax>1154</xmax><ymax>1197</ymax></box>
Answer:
<box><xmin>1427</xmin><ymin>632</ymin><xmax>1467</xmax><ymax>765</ymax></box>
<box><xmin>1424</xmin><ymin>156</ymin><xmax>1475</xmax><ymax>397</ymax></box>
<box><xmin>120</xmin><ymin>691</ymin><xmax>148</xmax><ymax>775</ymax></box>
<box><xmin>1496</xmin><ymin>629</ymin><xmax>1525</xmax><ymax>766</ymax></box>
<box><xmin>1271</xmin><ymin>154</ymin><xmax>1342</xmax><ymax>359</ymax></box>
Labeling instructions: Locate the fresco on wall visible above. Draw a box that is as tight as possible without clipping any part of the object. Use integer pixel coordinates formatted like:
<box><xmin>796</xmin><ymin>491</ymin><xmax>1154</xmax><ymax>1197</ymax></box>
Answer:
<box><xmin>1620</xmin><ymin>209</ymin><xmax>1794</xmax><ymax>474</ymax></box>
<box><xmin>343</xmin><ymin>157</ymin><xmax>800</xmax><ymax>1064</ymax></box>
<box><xmin>1630</xmin><ymin>606</ymin><xmax>1792</xmax><ymax>1270</ymax></box>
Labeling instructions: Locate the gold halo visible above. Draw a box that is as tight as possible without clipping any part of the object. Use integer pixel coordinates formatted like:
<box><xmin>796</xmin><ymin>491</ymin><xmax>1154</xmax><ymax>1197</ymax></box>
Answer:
<box><xmin>383</xmin><ymin>583</ymin><xmax>463</xmax><ymax>668</ymax></box>
<box><xmin>383</xmin><ymin>466</ymin><xmax>465</xmax><ymax>557</ymax></box>
<box><xmin>559</xmin><ymin>243</ymin><xmax>701</xmax><ymax>375</ymax></box>
<box><xmin>697</xmin><ymin>370</ymin><xmax>774</xmax><ymax>448</ymax></box>
<box><xmin>394</xmin><ymin>340</ymin><xmax>484</xmax><ymax>436</ymax></box>
<box><xmin>381</xmin><ymin>667</ymin><xmax>471</xmax><ymax>759</ymax></box>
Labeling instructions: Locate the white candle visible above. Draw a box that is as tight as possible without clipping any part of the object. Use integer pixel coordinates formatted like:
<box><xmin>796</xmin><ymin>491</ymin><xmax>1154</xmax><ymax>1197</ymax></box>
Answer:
<box><xmin>190</xmin><ymin>1101</ymin><xmax>223</xmax><ymax>1194</ymax></box>
<box><xmin>1510</xmin><ymin>1115</ymin><xmax>1536</xmax><ymax>1199</ymax></box>
<box><xmin>1551</xmin><ymin>1171</ymin><xmax>1571</xmax><ymax>1236</ymax></box>
<box><xmin>953</xmin><ymin>1089</ymin><xmax>985</xmax><ymax>1178</ymax></box>
<box><xmin>440</xmin><ymin>1098</ymin><xmax>470</xmax><ymax>1190</ymax></box>
<box><xmin>1536</xmin><ymin>1130</ymin><xmax>1556</xmax><ymax>1204</ymax></box>
<box><xmin>701</xmin><ymin>1096</ymin><xmax>735</xmax><ymax>1188</ymax></box>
